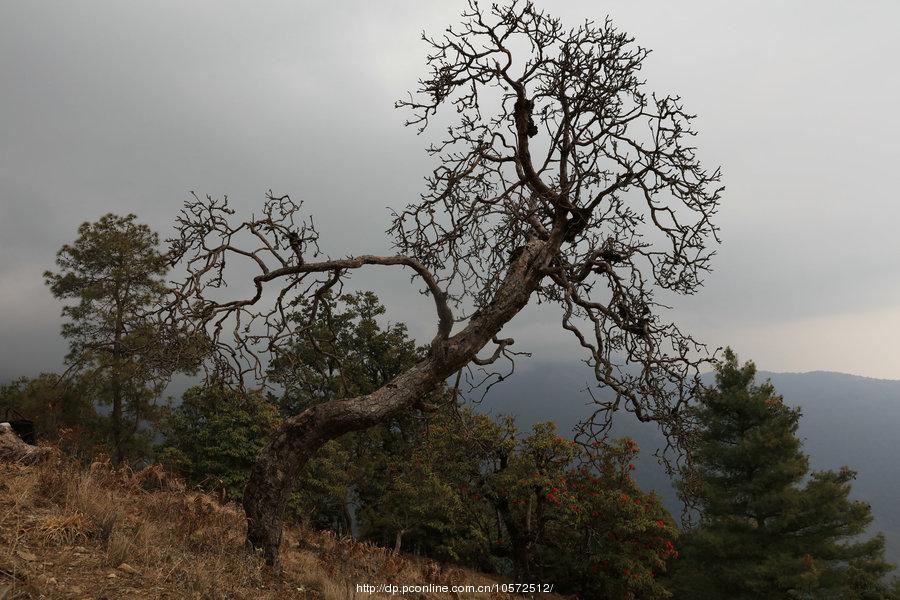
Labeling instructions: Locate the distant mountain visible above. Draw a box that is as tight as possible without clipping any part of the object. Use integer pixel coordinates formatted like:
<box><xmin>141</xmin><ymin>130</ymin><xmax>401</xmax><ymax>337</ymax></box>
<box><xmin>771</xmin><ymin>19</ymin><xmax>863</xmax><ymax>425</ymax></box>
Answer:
<box><xmin>474</xmin><ymin>362</ymin><xmax>900</xmax><ymax>565</ymax></box>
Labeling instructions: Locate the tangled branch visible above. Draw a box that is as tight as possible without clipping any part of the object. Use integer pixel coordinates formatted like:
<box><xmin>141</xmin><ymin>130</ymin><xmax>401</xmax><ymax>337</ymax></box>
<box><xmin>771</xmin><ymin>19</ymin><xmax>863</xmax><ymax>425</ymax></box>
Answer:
<box><xmin>166</xmin><ymin>0</ymin><xmax>723</xmax><ymax>464</ymax></box>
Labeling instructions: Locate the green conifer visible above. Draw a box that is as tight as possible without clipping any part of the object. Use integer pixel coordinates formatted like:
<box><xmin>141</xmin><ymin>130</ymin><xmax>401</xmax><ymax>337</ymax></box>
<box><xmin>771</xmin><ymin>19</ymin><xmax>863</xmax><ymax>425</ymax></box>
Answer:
<box><xmin>671</xmin><ymin>349</ymin><xmax>896</xmax><ymax>599</ymax></box>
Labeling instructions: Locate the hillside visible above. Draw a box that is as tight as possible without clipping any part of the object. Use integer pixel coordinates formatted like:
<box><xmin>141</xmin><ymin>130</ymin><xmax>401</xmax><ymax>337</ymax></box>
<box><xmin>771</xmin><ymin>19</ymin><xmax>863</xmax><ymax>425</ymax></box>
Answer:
<box><xmin>0</xmin><ymin>457</ymin><xmax>546</xmax><ymax>600</ymax></box>
<box><xmin>479</xmin><ymin>362</ymin><xmax>900</xmax><ymax>565</ymax></box>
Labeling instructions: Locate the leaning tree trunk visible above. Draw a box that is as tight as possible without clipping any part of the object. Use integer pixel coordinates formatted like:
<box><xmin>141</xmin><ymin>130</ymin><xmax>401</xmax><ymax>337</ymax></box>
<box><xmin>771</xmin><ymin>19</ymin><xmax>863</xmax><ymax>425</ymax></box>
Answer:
<box><xmin>243</xmin><ymin>239</ymin><xmax>553</xmax><ymax>565</ymax></box>
<box><xmin>243</xmin><ymin>360</ymin><xmax>442</xmax><ymax>563</ymax></box>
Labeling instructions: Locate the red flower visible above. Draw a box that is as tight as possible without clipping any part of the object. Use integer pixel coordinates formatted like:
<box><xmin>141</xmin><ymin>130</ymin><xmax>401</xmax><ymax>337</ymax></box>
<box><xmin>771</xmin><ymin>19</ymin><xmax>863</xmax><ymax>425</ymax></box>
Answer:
<box><xmin>628</xmin><ymin>463</ymin><xmax>636</xmax><ymax>471</ymax></box>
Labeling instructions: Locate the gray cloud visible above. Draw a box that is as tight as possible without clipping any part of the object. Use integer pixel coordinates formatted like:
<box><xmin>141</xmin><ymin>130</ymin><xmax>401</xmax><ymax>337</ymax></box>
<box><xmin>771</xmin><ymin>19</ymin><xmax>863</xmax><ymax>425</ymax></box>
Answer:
<box><xmin>2</xmin><ymin>0</ymin><xmax>899</xmax><ymax>381</ymax></box>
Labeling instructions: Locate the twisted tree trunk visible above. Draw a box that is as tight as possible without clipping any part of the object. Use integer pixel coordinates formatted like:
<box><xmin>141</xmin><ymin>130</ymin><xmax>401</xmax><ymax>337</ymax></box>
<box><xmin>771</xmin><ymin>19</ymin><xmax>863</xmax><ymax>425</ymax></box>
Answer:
<box><xmin>243</xmin><ymin>239</ymin><xmax>552</xmax><ymax>565</ymax></box>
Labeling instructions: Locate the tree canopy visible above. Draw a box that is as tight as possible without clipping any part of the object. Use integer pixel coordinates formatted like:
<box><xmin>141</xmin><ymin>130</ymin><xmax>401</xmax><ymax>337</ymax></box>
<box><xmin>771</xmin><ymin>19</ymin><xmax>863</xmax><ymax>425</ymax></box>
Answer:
<box><xmin>671</xmin><ymin>349</ymin><xmax>897</xmax><ymax>599</ymax></box>
<box><xmin>159</xmin><ymin>382</ymin><xmax>278</xmax><ymax>501</ymax></box>
<box><xmin>44</xmin><ymin>214</ymin><xmax>176</xmax><ymax>462</ymax></box>
<box><xmin>162</xmin><ymin>0</ymin><xmax>724</xmax><ymax>563</ymax></box>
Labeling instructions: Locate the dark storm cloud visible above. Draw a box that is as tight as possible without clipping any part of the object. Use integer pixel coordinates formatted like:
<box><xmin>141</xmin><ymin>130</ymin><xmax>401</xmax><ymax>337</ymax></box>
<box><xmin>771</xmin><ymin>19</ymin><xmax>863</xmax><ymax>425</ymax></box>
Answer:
<box><xmin>1</xmin><ymin>1</ymin><xmax>898</xmax><ymax>380</ymax></box>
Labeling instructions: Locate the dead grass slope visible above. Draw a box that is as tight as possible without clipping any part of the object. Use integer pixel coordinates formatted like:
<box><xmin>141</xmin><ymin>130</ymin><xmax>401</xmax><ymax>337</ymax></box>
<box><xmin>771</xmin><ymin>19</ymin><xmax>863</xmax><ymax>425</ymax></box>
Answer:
<box><xmin>0</xmin><ymin>456</ymin><xmax>558</xmax><ymax>600</ymax></box>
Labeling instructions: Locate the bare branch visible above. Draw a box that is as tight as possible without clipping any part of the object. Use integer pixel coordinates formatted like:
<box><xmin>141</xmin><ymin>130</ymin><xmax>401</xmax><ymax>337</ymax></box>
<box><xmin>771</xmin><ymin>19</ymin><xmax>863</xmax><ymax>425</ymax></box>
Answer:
<box><xmin>164</xmin><ymin>0</ymin><xmax>725</xmax><ymax>563</ymax></box>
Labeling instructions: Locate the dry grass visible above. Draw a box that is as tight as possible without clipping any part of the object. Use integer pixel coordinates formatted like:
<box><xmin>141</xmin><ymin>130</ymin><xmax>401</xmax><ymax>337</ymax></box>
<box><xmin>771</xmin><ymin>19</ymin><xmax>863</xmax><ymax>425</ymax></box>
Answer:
<box><xmin>0</xmin><ymin>456</ymin><xmax>563</xmax><ymax>600</ymax></box>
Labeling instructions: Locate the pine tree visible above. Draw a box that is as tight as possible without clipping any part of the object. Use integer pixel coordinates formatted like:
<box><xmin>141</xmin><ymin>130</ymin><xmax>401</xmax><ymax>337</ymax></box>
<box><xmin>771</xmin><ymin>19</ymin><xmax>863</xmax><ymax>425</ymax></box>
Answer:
<box><xmin>671</xmin><ymin>349</ymin><xmax>896</xmax><ymax>599</ymax></box>
<box><xmin>44</xmin><ymin>214</ymin><xmax>178</xmax><ymax>463</ymax></box>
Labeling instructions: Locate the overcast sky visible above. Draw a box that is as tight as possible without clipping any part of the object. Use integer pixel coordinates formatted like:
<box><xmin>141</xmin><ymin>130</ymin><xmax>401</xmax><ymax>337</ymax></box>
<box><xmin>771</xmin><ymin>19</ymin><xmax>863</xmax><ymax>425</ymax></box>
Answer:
<box><xmin>1</xmin><ymin>1</ymin><xmax>899</xmax><ymax>382</ymax></box>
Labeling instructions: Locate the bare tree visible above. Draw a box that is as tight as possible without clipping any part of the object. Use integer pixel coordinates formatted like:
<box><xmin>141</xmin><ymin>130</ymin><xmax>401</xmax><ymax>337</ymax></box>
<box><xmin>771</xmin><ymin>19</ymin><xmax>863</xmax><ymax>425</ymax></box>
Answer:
<box><xmin>166</xmin><ymin>0</ymin><xmax>722</xmax><ymax>565</ymax></box>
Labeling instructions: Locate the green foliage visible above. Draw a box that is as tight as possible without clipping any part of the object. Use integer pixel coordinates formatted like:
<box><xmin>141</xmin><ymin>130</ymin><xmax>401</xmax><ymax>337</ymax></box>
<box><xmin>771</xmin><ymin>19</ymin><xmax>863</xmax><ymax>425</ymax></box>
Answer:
<box><xmin>0</xmin><ymin>373</ymin><xmax>101</xmax><ymax>455</ymax></box>
<box><xmin>270</xmin><ymin>290</ymin><xmax>422</xmax><ymax>412</ymax></box>
<box><xmin>158</xmin><ymin>383</ymin><xmax>278</xmax><ymax>501</ymax></box>
<box><xmin>287</xmin><ymin>439</ymin><xmax>355</xmax><ymax>534</ymax></box>
<box><xmin>467</xmin><ymin>420</ymin><xmax>678</xmax><ymax>600</ymax></box>
<box><xmin>267</xmin><ymin>290</ymin><xmax>679</xmax><ymax>596</ymax></box>
<box><xmin>671</xmin><ymin>349</ymin><xmax>896</xmax><ymax>599</ymax></box>
<box><xmin>44</xmin><ymin>214</ymin><xmax>176</xmax><ymax>463</ymax></box>
<box><xmin>271</xmin><ymin>293</ymin><xmax>494</xmax><ymax>561</ymax></box>
<box><xmin>540</xmin><ymin>437</ymin><xmax>678</xmax><ymax>600</ymax></box>
<box><xmin>269</xmin><ymin>291</ymin><xmax>431</xmax><ymax>534</ymax></box>
<box><xmin>353</xmin><ymin>408</ymin><xmax>487</xmax><ymax>562</ymax></box>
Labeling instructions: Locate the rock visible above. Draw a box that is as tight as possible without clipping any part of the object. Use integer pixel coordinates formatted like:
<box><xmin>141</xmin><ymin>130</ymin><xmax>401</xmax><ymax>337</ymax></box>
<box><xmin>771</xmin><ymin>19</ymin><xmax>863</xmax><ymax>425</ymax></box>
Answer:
<box><xmin>107</xmin><ymin>572</ymin><xmax>117</xmax><ymax>579</ymax></box>
<box><xmin>0</xmin><ymin>422</ymin><xmax>53</xmax><ymax>465</ymax></box>
<box><xmin>117</xmin><ymin>562</ymin><xmax>139</xmax><ymax>575</ymax></box>
<box><xmin>7</xmin><ymin>419</ymin><xmax>36</xmax><ymax>444</ymax></box>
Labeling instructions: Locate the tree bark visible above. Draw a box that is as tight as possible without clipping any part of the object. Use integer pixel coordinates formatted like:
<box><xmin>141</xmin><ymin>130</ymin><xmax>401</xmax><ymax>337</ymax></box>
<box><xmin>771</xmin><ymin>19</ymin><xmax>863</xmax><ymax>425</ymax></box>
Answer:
<box><xmin>243</xmin><ymin>238</ymin><xmax>554</xmax><ymax>565</ymax></box>
<box><xmin>342</xmin><ymin>500</ymin><xmax>354</xmax><ymax>539</ymax></box>
<box><xmin>111</xmin><ymin>295</ymin><xmax>125</xmax><ymax>465</ymax></box>
<box><xmin>393</xmin><ymin>528</ymin><xmax>406</xmax><ymax>555</ymax></box>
